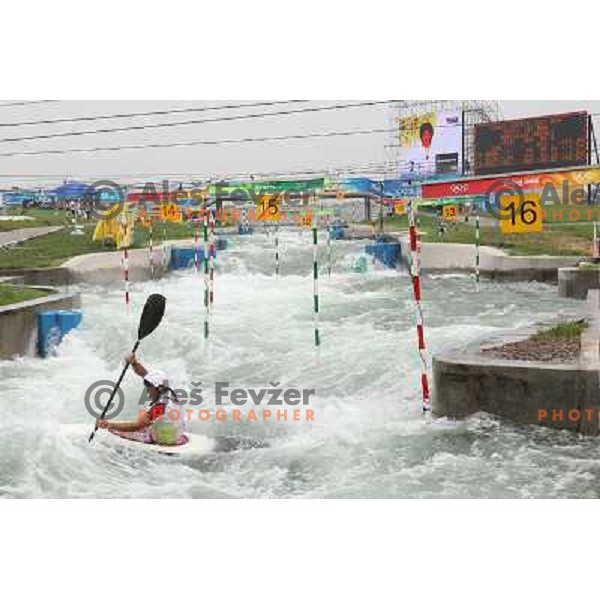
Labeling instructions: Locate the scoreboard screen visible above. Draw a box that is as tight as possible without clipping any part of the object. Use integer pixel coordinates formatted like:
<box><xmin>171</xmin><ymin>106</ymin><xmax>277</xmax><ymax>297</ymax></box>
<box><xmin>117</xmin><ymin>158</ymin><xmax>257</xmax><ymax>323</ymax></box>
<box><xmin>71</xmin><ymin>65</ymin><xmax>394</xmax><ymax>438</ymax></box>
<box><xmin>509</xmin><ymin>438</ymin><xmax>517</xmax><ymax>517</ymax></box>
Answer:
<box><xmin>474</xmin><ymin>112</ymin><xmax>588</xmax><ymax>175</ymax></box>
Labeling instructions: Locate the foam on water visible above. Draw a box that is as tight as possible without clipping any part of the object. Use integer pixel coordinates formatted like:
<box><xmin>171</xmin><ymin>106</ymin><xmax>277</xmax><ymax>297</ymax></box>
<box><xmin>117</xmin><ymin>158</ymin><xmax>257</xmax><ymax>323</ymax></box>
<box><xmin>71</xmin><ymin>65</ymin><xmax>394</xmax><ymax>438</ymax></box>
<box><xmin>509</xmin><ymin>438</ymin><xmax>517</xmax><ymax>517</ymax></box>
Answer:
<box><xmin>0</xmin><ymin>231</ymin><xmax>596</xmax><ymax>498</ymax></box>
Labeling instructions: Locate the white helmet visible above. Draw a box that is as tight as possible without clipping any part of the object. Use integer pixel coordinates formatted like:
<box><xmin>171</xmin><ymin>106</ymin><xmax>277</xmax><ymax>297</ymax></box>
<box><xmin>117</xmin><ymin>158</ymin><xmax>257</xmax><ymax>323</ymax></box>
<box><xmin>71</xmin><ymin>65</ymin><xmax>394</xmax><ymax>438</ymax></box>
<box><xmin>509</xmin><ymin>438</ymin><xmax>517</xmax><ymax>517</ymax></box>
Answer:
<box><xmin>143</xmin><ymin>369</ymin><xmax>167</xmax><ymax>389</ymax></box>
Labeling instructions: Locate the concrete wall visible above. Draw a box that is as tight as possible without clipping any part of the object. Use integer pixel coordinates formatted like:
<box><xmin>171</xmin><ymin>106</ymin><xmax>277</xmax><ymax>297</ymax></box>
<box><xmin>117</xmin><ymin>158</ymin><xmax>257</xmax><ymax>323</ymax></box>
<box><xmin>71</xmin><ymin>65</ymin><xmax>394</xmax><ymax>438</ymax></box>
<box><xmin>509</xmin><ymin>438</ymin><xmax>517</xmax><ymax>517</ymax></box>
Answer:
<box><xmin>397</xmin><ymin>239</ymin><xmax>580</xmax><ymax>281</ymax></box>
<box><xmin>0</xmin><ymin>289</ymin><xmax>81</xmax><ymax>359</ymax></box>
<box><xmin>0</xmin><ymin>242</ymin><xmax>177</xmax><ymax>288</ymax></box>
<box><xmin>63</xmin><ymin>244</ymin><xmax>172</xmax><ymax>285</ymax></box>
<box><xmin>0</xmin><ymin>267</ymin><xmax>72</xmax><ymax>287</ymax></box>
<box><xmin>558</xmin><ymin>267</ymin><xmax>600</xmax><ymax>300</ymax></box>
<box><xmin>432</xmin><ymin>325</ymin><xmax>600</xmax><ymax>435</ymax></box>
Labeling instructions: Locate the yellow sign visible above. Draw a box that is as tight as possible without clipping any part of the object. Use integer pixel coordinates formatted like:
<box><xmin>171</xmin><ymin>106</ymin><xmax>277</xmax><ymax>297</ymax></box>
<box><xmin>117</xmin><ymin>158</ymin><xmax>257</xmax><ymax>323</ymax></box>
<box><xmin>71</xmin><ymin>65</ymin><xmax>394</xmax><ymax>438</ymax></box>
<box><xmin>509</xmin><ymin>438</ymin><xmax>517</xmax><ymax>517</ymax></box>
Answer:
<box><xmin>301</xmin><ymin>212</ymin><xmax>314</xmax><ymax>229</ymax></box>
<box><xmin>394</xmin><ymin>203</ymin><xmax>405</xmax><ymax>216</ymax></box>
<box><xmin>257</xmin><ymin>194</ymin><xmax>281</xmax><ymax>221</ymax></box>
<box><xmin>160</xmin><ymin>202</ymin><xmax>182</xmax><ymax>222</ymax></box>
<box><xmin>336</xmin><ymin>189</ymin><xmax>345</xmax><ymax>202</ymax></box>
<box><xmin>442</xmin><ymin>205</ymin><xmax>457</xmax><ymax>222</ymax></box>
<box><xmin>499</xmin><ymin>193</ymin><xmax>543</xmax><ymax>234</ymax></box>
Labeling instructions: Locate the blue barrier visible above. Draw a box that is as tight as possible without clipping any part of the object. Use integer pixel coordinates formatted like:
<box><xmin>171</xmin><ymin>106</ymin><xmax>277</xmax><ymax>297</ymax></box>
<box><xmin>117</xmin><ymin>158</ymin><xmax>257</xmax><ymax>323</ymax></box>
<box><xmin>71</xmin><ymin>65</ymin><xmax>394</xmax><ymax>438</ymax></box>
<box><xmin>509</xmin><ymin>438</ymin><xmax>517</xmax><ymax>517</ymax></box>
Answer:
<box><xmin>215</xmin><ymin>238</ymin><xmax>228</xmax><ymax>251</ymax></box>
<box><xmin>37</xmin><ymin>310</ymin><xmax>83</xmax><ymax>357</ymax></box>
<box><xmin>171</xmin><ymin>246</ymin><xmax>222</xmax><ymax>270</ymax></box>
<box><xmin>238</xmin><ymin>225</ymin><xmax>254</xmax><ymax>235</ymax></box>
<box><xmin>365</xmin><ymin>241</ymin><xmax>401</xmax><ymax>269</ymax></box>
<box><xmin>330</xmin><ymin>225</ymin><xmax>345</xmax><ymax>240</ymax></box>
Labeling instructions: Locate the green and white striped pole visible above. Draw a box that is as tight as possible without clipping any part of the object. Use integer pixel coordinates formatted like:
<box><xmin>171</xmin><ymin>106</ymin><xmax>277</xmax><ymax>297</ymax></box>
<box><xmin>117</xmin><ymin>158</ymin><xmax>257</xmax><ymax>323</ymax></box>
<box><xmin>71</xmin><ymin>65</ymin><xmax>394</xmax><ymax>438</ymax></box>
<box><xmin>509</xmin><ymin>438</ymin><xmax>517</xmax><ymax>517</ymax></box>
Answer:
<box><xmin>312</xmin><ymin>221</ymin><xmax>320</xmax><ymax>347</ymax></box>
<box><xmin>327</xmin><ymin>223</ymin><xmax>332</xmax><ymax>279</ymax></box>
<box><xmin>275</xmin><ymin>223</ymin><xmax>280</xmax><ymax>277</ymax></box>
<box><xmin>203</xmin><ymin>203</ymin><xmax>210</xmax><ymax>339</ymax></box>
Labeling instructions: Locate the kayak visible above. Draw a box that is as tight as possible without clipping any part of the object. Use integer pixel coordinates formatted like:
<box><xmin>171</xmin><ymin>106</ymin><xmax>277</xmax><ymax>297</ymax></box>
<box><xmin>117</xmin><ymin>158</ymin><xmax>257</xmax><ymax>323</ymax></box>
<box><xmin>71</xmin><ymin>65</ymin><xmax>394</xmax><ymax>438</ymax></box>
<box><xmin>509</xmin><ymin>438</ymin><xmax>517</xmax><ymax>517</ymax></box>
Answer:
<box><xmin>60</xmin><ymin>424</ymin><xmax>216</xmax><ymax>456</ymax></box>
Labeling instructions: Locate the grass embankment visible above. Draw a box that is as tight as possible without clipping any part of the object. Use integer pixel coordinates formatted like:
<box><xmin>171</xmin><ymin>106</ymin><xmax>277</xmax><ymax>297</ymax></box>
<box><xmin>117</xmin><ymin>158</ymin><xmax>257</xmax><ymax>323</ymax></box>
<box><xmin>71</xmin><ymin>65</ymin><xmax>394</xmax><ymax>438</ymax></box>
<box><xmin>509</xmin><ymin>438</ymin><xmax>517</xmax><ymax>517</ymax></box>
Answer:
<box><xmin>0</xmin><ymin>219</ymin><xmax>194</xmax><ymax>269</ymax></box>
<box><xmin>0</xmin><ymin>284</ymin><xmax>50</xmax><ymax>306</ymax></box>
<box><xmin>532</xmin><ymin>320</ymin><xmax>588</xmax><ymax>341</ymax></box>
<box><xmin>377</xmin><ymin>211</ymin><xmax>595</xmax><ymax>256</ymax></box>
<box><xmin>0</xmin><ymin>225</ymin><xmax>100</xmax><ymax>269</ymax></box>
<box><xmin>133</xmin><ymin>220</ymin><xmax>197</xmax><ymax>247</ymax></box>
<box><xmin>0</xmin><ymin>208</ymin><xmax>68</xmax><ymax>231</ymax></box>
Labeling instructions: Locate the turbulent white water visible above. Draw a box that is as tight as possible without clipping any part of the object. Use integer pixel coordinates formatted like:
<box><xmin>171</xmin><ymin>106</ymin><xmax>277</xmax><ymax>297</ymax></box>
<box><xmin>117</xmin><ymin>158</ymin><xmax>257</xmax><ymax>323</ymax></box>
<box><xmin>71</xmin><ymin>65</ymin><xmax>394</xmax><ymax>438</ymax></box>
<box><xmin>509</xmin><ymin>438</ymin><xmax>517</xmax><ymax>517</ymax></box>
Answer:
<box><xmin>1</xmin><ymin>230</ymin><xmax>597</xmax><ymax>498</ymax></box>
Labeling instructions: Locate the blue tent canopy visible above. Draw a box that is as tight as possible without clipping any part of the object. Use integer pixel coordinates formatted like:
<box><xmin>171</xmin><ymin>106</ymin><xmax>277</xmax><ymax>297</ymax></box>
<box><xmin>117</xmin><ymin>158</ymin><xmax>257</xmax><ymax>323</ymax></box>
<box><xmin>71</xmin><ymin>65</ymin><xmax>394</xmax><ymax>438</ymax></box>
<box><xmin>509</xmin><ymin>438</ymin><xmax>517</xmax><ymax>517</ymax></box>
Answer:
<box><xmin>2</xmin><ymin>191</ymin><xmax>37</xmax><ymax>205</ymax></box>
<box><xmin>52</xmin><ymin>181</ymin><xmax>90</xmax><ymax>199</ymax></box>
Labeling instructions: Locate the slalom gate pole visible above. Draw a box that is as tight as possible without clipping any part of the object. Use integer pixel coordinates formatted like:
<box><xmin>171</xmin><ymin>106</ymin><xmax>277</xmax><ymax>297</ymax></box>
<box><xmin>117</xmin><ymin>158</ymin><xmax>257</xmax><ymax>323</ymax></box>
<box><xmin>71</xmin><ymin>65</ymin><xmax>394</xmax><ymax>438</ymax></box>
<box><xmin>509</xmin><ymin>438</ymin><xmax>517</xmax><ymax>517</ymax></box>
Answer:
<box><xmin>209</xmin><ymin>209</ymin><xmax>215</xmax><ymax>308</ymax></box>
<box><xmin>161</xmin><ymin>201</ymin><xmax>167</xmax><ymax>269</ymax></box>
<box><xmin>148</xmin><ymin>218</ymin><xmax>155</xmax><ymax>279</ymax></box>
<box><xmin>408</xmin><ymin>201</ymin><xmax>430</xmax><ymax>413</ymax></box>
<box><xmin>194</xmin><ymin>219</ymin><xmax>199</xmax><ymax>274</ymax></box>
<box><xmin>327</xmin><ymin>223</ymin><xmax>332</xmax><ymax>279</ymax></box>
<box><xmin>122</xmin><ymin>246</ymin><xmax>130</xmax><ymax>314</ymax></box>
<box><xmin>312</xmin><ymin>218</ymin><xmax>320</xmax><ymax>348</ymax></box>
<box><xmin>275</xmin><ymin>223</ymin><xmax>280</xmax><ymax>277</ymax></box>
<box><xmin>203</xmin><ymin>204</ymin><xmax>209</xmax><ymax>339</ymax></box>
<box><xmin>242</xmin><ymin>205</ymin><xmax>248</xmax><ymax>233</ymax></box>
<box><xmin>475</xmin><ymin>207</ymin><xmax>481</xmax><ymax>284</ymax></box>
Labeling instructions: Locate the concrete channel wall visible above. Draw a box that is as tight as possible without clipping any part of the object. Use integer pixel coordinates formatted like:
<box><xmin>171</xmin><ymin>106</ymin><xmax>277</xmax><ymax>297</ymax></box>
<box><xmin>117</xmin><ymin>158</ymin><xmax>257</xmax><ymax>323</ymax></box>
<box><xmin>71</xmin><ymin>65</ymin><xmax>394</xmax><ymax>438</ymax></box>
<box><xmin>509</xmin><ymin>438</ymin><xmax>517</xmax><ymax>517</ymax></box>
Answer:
<box><xmin>63</xmin><ymin>244</ymin><xmax>172</xmax><ymax>285</ymax></box>
<box><xmin>0</xmin><ymin>242</ymin><xmax>177</xmax><ymax>287</ymax></box>
<box><xmin>558</xmin><ymin>267</ymin><xmax>600</xmax><ymax>300</ymax></box>
<box><xmin>432</xmin><ymin>350</ymin><xmax>600</xmax><ymax>435</ymax></box>
<box><xmin>0</xmin><ymin>267</ymin><xmax>73</xmax><ymax>287</ymax></box>
<box><xmin>433</xmin><ymin>289</ymin><xmax>600</xmax><ymax>436</ymax></box>
<box><xmin>396</xmin><ymin>239</ymin><xmax>580</xmax><ymax>281</ymax></box>
<box><xmin>0</xmin><ymin>290</ymin><xmax>81</xmax><ymax>359</ymax></box>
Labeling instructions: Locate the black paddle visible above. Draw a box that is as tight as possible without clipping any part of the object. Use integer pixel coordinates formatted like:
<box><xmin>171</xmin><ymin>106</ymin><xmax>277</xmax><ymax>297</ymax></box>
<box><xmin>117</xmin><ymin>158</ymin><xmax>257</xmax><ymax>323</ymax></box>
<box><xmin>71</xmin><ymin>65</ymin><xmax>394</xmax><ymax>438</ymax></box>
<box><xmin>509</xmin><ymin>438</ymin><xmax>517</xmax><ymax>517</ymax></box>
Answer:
<box><xmin>88</xmin><ymin>293</ymin><xmax>166</xmax><ymax>443</ymax></box>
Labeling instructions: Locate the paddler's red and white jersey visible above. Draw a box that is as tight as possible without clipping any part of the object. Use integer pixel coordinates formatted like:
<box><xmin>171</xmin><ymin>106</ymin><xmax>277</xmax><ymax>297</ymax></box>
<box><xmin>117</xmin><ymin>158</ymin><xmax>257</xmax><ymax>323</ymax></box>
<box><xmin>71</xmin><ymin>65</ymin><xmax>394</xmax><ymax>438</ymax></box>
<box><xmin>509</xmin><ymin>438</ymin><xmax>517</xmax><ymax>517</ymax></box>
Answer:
<box><xmin>147</xmin><ymin>391</ymin><xmax>186</xmax><ymax>443</ymax></box>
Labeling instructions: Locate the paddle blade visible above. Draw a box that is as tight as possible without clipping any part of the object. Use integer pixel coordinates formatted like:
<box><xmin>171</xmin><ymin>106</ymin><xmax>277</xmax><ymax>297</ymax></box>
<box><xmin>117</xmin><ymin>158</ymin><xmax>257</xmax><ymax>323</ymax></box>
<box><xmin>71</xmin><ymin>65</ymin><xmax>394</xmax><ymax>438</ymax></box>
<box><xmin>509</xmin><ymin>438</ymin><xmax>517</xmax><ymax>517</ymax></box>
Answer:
<box><xmin>138</xmin><ymin>294</ymin><xmax>166</xmax><ymax>340</ymax></box>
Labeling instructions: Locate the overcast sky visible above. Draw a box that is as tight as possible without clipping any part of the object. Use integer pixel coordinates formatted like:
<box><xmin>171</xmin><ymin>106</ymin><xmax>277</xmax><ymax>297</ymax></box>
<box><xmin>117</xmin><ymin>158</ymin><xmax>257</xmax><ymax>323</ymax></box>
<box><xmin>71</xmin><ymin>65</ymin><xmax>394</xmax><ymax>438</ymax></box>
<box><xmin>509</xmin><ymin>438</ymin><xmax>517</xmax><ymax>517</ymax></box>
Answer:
<box><xmin>0</xmin><ymin>100</ymin><xmax>598</xmax><ymax>187</ymax></box>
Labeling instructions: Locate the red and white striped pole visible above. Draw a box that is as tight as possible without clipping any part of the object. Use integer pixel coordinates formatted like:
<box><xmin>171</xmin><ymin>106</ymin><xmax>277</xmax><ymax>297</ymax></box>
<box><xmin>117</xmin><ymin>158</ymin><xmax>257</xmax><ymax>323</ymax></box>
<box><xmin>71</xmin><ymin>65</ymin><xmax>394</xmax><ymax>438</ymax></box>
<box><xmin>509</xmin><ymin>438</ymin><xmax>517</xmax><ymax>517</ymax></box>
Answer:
<box><xmin>148</xmin><ymin>218</ymin><xmax>155</xmax><ymax>279</ymax></box>
<box><xmin>408</xmin><ymin>201</ymin><xmax>430</xmax><ymax>412</ymax></box>
<box><xmin>122</xmin><ymin>246</ymin><xmax>130</xmax><ymax>314</ymax></box>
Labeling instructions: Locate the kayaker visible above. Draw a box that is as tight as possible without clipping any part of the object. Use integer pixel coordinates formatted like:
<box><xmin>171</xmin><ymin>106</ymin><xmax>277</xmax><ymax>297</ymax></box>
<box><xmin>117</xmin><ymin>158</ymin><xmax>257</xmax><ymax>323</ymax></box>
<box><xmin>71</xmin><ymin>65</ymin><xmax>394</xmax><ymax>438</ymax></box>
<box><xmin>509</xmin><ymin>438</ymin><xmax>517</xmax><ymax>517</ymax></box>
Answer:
<box><xmin>95</xmin><ymin>353</ymin><xmax>186</xmax><ymax>446</ymax></box>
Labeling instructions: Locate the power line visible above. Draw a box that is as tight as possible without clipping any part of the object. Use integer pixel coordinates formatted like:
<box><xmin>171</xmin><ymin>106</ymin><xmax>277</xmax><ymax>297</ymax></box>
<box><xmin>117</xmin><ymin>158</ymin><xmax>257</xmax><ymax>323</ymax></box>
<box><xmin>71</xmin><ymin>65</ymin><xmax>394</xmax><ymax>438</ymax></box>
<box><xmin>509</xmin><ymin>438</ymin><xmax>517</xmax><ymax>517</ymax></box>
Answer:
<box><xmin>0</xmin><ymin>158</ymin><xmax>398</xmax><ymax>182</ymax></box>
<box><xmin>0</xmin><ymin>100</ymin><xmax>309</xmax><ymax>128</ymax></box>
<box><xmin>0</xmin><ymin>100</ymin><xmax>59</xmax><ymax>108</ymax></box>
<box><xmin>0</xmin><ymin>125</ymin><xmax>395</xmax><ymax>158</ymax></box>
<box><xmin>0</xmin><ymin>100</ymin><xmax>391</xmax><ymax>145</ymax></box>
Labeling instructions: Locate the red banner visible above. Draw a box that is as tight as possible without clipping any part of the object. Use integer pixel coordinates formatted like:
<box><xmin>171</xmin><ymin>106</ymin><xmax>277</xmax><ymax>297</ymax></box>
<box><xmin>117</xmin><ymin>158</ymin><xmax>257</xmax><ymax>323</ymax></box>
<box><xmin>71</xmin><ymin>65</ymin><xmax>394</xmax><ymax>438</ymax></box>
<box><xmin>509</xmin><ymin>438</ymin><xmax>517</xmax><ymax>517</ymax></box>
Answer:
<box><xmin>421</xmin><ymin>165</ymin><xmax>600</xmax><ymax>200</ymax></box>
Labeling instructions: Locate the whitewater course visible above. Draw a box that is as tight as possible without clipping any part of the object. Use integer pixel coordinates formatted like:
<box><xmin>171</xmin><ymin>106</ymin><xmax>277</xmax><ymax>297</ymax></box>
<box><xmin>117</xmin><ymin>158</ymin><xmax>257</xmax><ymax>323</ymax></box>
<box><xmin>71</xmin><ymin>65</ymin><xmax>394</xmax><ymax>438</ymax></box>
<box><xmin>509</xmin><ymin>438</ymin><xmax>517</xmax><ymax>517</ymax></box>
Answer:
<box><xmin>2</xmin><ymin>226</ymin><xmax>598</xmax><ymax>499</ymax></box>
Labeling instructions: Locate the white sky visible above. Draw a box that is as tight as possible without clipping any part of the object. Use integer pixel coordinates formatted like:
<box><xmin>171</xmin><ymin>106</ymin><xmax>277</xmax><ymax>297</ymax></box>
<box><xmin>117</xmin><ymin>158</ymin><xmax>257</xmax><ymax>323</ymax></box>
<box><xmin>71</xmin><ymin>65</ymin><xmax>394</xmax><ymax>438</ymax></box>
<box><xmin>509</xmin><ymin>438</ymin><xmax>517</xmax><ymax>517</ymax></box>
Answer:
<box><xmin>0</xmin><ymin>100</ymin><xmax>598</xmax><ymax>185</ymax></box>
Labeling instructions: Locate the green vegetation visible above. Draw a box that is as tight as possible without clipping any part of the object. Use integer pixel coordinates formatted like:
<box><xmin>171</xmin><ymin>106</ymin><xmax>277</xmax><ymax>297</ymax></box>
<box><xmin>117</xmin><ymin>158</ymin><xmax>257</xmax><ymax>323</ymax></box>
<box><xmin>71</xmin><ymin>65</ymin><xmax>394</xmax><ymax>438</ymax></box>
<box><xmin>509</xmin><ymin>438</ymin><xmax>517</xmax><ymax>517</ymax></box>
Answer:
<box><xmin>532</xmin><ymin>320</ymin><xmax>588</xmax><ymax>341</ymax></box>
<box><xmin>133</xmin><ymin>220</ymin><xmax>195</xmax><ymax>247</ymax></box>
<box><xmin>374</xmin><ymin>211</ymin><xmax>595</xmax><ymax>257</ymax></box>
<box><xmin>0</xmin><ymin>225</ymin><xmax>101</xmax><ymax>268</ymax></box>
<box><xmin>0</xmin><ymin>208</ymin><xmax>69</xmax><ymax>231</ymax></box>
<box><xmin>0</xmin><ymin>218</ymin><xmax>195</xmax><ymax>269</ymax></box>
<box><xmin>0</xmin><ymin>284</ymin><xmax>50</xmax><ymax>306</ymax></box>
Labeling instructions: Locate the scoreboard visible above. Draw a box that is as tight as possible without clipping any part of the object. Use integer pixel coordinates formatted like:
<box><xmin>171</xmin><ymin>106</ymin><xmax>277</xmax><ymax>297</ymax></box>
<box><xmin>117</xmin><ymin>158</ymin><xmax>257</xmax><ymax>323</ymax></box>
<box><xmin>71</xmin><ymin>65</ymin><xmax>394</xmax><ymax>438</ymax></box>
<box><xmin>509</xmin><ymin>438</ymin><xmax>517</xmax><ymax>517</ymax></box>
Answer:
<box><xmin>474</xmin><ymin>112</ymin><xmax>588</xmax><ymax>175</ymax></box>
